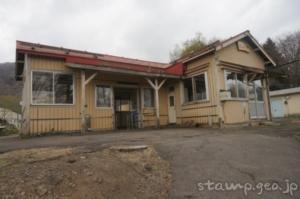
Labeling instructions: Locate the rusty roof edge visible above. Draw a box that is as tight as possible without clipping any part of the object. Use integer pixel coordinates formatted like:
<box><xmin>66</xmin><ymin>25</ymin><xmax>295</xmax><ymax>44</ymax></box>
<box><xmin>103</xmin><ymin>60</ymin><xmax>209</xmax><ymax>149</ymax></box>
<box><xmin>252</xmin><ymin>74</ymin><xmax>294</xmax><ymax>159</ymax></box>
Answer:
<box><xmin>16</xmin><ymin>40</ymin><xmax>169</xmax><ymax>68</ymax></box>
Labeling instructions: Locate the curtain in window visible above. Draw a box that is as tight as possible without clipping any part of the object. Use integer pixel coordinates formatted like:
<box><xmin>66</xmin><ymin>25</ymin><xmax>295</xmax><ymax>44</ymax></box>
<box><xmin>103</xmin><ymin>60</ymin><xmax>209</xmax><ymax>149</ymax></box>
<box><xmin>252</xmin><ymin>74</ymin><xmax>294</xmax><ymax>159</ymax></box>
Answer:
<box><xmin>225</xmin><ymin>71</ymin><xmax>237</xmax><ymax>98</ymax></box>
<box><xmin>237</xmin><ymin>73</ymin><xmax>246</xmax><ymax>98</ymax></box>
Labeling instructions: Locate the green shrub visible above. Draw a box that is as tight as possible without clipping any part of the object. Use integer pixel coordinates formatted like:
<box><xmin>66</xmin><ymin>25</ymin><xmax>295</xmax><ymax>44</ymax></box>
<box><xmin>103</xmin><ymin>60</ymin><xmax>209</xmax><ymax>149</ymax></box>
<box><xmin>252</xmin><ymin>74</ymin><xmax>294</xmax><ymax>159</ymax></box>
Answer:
<box><xmin>0</xmin><ymin>124</ymin><xmax>19</xmax><ymax>136</ymax></box>
<box><xmin>295</xmin><ymin>133</ymin><xmax>300</xmax><ymax>141</ymax></box>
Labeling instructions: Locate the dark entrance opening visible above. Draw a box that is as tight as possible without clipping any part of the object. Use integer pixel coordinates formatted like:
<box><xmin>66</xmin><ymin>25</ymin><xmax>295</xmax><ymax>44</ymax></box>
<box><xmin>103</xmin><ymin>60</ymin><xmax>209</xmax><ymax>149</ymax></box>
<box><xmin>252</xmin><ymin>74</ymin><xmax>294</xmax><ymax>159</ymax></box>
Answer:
<box><xmin>114</xmin><ymin>87</ymin><xmax>139</xmax><ymax>129</ymax></box>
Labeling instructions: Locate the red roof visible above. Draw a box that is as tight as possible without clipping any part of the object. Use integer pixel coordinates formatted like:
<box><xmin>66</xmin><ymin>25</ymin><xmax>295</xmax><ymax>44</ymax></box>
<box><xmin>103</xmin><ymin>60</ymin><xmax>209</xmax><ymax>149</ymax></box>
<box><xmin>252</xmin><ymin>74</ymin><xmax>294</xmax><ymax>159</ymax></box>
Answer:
<box><xmin>16</xmin><ymin>41</ymin><xmax>183</xmax><ymax>76</ymax></box>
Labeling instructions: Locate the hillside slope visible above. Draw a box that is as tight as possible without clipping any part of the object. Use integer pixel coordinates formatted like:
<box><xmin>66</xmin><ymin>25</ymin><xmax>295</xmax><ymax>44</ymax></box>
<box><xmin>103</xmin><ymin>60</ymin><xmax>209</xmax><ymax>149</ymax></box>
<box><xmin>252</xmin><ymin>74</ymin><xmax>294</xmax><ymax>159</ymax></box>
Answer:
<box><xmin>0</xmin><ymin>63</ymin><xmax>22</xmax><ymax>113</ymax></box>
<box><xmin>0</xmin><ymin>63</ymin><xmax>22</xmax><ymax>96</ymax></box>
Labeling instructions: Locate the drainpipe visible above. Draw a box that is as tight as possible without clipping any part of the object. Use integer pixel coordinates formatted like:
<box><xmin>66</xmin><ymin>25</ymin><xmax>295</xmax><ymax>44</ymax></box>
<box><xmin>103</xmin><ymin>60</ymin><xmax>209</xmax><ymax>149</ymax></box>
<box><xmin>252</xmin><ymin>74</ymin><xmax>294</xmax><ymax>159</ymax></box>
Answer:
<box><xmin>265</xmin><ymin>73</ymin><xmax>273</xmax><ymax>121</ymax></box>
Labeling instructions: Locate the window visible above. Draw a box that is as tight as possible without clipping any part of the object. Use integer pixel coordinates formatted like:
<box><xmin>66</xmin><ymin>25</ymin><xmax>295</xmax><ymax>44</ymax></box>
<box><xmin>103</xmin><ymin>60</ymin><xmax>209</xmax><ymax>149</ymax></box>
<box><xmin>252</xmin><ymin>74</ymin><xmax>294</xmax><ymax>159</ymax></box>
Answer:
<box><xmin>254</xmin><ymin>80</ymin><xmax>263</xmax><ymax>101</ymax></box>
<box><xmin>96</xmin><ymin>86</ymin><xmax>112</xmax><ymax>107</ymax></box>
<box><xmin>225</xmin><ymin>71</ymin><xmax>247</xmax><ymax>98</ymax></box>
<box><xmin>237</xmin><ymin>73</ymin><xmax>246</xmax><ymax>98</ymax></box>
<box><xmin>143</xmin><ymin>88</ymin><xmax>154</xmax><ymax>107</ymax></box>
<box><xmin>32</xmin><ymin>71</ymin><xmax>74</xmax><ymax>105</ymax></box>
<box><xmin>225</xmin><ymin>71</ymin><xmax>237</xmax><ymax>98</ymax></box>
<box><xmin>194</xmin><ymin>74</ymin><xmax>207</xmax><ymax>100</ymax></box>
<box><xmin>169</xmin><ymin>96</ymin><xmax>175</xmax><ymax>107</ymax></box>
<box><xmin>184</xmin><ymin>78</ymin><xmax>193</xmax><ymax>102</ymax></box>
<box><xmin>54</xmin><ymin>74</ymin><xmax>73</xmax><ymax>104</ymax></box>
<box><xmin>184</xmin><ymin>72</ymin><xmax>208</xmax><ymax>103</ymax></box>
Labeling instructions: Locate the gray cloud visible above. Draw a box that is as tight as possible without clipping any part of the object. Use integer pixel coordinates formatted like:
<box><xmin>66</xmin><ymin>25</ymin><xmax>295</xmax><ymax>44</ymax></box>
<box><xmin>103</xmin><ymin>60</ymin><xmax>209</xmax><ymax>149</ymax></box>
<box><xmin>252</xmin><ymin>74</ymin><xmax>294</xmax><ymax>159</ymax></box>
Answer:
<box><xmin>0</xmin><ymin>0</ymin><xmax>299</xmax><ymax>62</ymax></box>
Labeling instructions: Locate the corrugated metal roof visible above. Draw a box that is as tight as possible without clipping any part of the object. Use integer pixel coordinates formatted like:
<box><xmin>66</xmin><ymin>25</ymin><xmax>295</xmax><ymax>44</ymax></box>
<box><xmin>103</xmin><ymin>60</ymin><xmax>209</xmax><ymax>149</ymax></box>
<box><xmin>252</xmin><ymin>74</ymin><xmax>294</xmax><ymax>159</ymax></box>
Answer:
<box><xmin>16</xmin><ymin>41</ymin><xmax>169</xmax><ymax>68</ymax></box>
<box><xmin>16</xmin><ymin>40</ymin><xmax>180</xmax><ymax>77</ymax></box>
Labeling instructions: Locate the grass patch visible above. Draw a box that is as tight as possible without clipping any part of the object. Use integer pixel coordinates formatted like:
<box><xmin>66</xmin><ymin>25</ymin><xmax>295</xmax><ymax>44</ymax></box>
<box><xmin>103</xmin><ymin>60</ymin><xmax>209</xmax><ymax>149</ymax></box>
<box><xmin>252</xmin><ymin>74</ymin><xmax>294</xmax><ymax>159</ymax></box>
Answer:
<box><xmin>288</xmin><ymin>114</ymin><xmax>300</xmax><ymax>119</ymax></box>
<box><xmin>295</xmin><ymin>133</ymin><xmax>300</xmax><ymax>141</ymax></box>
<box><xmin>0</xmin><ymin>95</ymin><xmax>21</xmax><ymax>113</ymax></box>
<box><xmin>0</xmin><ymin>124</ymin><xmax>19</xmax><ymax>136</ymax></box>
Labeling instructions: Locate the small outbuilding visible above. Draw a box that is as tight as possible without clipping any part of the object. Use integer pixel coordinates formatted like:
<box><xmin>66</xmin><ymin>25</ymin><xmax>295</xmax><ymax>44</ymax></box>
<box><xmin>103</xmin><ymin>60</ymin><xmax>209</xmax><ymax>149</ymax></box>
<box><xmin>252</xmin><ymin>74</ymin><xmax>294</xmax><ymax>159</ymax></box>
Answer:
<box><xmin>270</xmin><ymin>87</ymin><xmax>300</xmax><ymax>118</ymax></box>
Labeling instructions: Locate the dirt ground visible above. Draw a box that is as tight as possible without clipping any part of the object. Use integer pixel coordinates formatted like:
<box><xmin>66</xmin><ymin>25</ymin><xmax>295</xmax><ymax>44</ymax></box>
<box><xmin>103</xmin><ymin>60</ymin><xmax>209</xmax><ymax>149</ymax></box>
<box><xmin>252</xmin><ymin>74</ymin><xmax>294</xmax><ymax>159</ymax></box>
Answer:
<box><xmin>0</xmin><ymin>146</ymin><xmax>171</xmax><ymax>199</ymax></box>
<box><xmin>0</xmin><ymin>124</ymin><xmax>300</xmax><ymax>198</ymax></box>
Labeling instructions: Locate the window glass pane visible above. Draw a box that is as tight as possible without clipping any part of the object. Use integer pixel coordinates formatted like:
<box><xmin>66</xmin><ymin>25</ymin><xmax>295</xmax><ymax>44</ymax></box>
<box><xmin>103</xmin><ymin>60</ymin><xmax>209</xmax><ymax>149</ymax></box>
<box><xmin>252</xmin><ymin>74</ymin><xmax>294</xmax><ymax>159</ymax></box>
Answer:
<box><xmin>54</xmin><ymin>74</ymin><xmax>73</xmax><ymax>104</ymax></box>
<box><xmin>144</xmin><ymin>88</ymin><xmax>154</xmax><ymax>107</ymax></box>
<box><xmin>96</xmin><ymin>86</ymin><xmax>111</xmax><ymax>107</ymax></box>
<box><xmin>32</xmin><ymin>71</ymin><xmax>53</xmax><ymax>104</ymax></box>
<box><xmin>254</xmin><ymin>80</ymin><xmax>263</xmax><ymax>101</ymax></box>
<box><xmin>169</xmin><ymin>96</ymin><xmax>174</xmax><ymax>107</ymax></box>
<box><xmin>184</xmin><ymin>78</ymin><xmax>193</xmax><ymax>102</ymax></box>
<box><xmin>248</xmin><ymin>83</ymin><xmax>255</xmax><ymax>100</ymax></box>
<box><xmin>194</xmin><ymin>74</ymin><xmax>207</xmax><ymax>100</ymax></box>
<box><xmin>237</xmin><ymin>73</ymin><xmax>246</xmax><ymax>98</ymax></box>
<box><xmin>225</xmin><ymin>71</ymin><xmax>237</xmax><ymax>98</ymax></box>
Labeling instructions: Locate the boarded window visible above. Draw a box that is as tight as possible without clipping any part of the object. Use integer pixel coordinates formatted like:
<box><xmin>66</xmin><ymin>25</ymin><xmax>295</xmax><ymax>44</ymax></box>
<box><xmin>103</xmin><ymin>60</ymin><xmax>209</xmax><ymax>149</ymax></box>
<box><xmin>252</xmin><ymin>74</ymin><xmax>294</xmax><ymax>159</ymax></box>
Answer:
<box><xmin>143</xmin><ymin>88</ymin><xmax>154</xmax><ymax>107</ymax></box>
<box><xmin>194</xmin><ymin>74</ymin><xmax>207</xmax><ymax>100</ymax></box>
<box><xmin>184</xmin><ymin>78</ymin><xmax>193</xmax><ymax>102</ymax></box>
<box><xmin>96</xmin><ymin>86</ymin><xmax>111</xmax><ymax>107</ymax></box>
<box><xmin>32</xmin><ymin>71</ymin><xmax>73</xmax><ymax>104</ymax></box>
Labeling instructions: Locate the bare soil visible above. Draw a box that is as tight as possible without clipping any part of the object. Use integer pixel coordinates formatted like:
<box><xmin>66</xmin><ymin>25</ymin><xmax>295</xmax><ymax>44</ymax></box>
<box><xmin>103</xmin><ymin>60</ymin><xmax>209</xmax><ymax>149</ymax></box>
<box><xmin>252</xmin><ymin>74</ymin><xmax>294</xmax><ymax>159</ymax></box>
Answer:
<box><xmin>0</xmin><ymin>146</ymin><xmax>171</xmax><ymax>199</ymax></box>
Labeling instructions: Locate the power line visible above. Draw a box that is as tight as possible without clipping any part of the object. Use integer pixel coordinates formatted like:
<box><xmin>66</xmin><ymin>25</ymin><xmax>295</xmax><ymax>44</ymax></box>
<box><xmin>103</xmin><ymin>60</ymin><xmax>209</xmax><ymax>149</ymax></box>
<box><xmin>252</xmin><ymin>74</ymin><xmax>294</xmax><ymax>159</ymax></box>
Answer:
<box><xmin>276</xmin><ymin>59</ymin><xmax>300</xmax><ymax>67</ymax></box>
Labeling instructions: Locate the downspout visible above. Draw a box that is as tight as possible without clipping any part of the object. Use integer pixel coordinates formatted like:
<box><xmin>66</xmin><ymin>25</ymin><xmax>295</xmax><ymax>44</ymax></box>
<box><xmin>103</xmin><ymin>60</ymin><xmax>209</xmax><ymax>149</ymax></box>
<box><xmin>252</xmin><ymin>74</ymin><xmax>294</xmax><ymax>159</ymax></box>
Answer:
<box><xmin>265</xmin><ymin>73</ymin><xmax>273</xmax><ymax>121</ymax></box>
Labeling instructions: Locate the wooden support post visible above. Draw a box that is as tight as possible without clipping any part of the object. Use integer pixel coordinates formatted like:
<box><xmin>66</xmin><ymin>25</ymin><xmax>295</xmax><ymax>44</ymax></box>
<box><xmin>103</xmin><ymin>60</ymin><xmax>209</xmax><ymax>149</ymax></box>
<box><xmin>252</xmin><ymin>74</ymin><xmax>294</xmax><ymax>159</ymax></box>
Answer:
<box><xmin>145</xmin><ymin>78</ymin><xmax>166</xmax><ymax>128</ymax></box>
<box><xmin>154</xmin><ymin>79</ymin><xmax>160</xmax><ymax>128</ymax></box>
<box><xmin>81</xmin><ymin>71</ymin><xmax>98</xmax><ymax>134</ymax></box>
<box><xmin>265</xmin><ymin>74</ymin><xmax>272</xmax><ymax>121</ymax></box>
<box><xmin>81</xmin><ymin>71</ymin><xmax>86</xmax><ymax>134</ymax></box>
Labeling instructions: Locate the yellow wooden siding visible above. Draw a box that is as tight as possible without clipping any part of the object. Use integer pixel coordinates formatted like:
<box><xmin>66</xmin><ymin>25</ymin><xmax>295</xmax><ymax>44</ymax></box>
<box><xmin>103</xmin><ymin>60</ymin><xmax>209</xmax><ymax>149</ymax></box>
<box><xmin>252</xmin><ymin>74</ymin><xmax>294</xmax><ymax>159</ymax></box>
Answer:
<box><xmin>178</xmin><ymin>55</ymin><xmax>220</xmax><ymax>125</ymax></box>
<box><xmin>26</xmin><ymin>56</ymin><xmax>172</xmax><ymax>134</ymax></box>
<box><xmin>223</xmin><ymin>101</ymin><xmax>249</xmax><ymax>124</ymax></box>
<box><xmin>28</xmin><ymin>56</ymin><xmax>114</xmax><ymax>134</ymax></box>
<box><xmin>142</xmin><ymin>86</ymin><xmax>169</xmax><ymax>127</ymax></box>
<box><xmin>218</xmin><ymin>41</ymin><xmax>265</xmax><ymax>70</ymax></box>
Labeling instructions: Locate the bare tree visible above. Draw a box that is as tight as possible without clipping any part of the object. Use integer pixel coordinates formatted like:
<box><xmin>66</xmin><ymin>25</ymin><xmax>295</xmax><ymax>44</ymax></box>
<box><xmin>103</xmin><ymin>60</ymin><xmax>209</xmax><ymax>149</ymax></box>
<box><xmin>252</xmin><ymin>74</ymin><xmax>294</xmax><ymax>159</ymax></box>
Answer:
<box><xmin>263</xmin><ymin>30</ymin><xmax>300</xmax><ymax>90</ymax></box>
<box><xmin>169</xmin><ymin>32</ymin><xmax>207</xmax><ymax>61</ymax></box>
<box><xmin>277</xmin><ymin>31</ymin><xmax>300</xmax><ymax>87</ymax></box>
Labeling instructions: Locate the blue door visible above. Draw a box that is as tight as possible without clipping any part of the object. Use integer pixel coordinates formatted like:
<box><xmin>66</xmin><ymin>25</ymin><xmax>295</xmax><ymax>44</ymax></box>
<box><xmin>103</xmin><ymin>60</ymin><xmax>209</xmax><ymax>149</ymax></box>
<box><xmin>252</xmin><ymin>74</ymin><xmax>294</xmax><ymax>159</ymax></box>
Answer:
<box><xmin>271</xmin><ymin>100</ymin><xmax>284</xmax><ymax>118</ymax></box>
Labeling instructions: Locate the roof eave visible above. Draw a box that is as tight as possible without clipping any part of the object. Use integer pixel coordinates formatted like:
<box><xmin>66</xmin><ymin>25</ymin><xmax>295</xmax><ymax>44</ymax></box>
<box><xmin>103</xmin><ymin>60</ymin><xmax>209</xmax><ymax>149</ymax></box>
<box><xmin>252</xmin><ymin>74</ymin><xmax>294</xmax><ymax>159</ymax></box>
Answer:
<box><xmin>66</xmin><ymin>63</ymin><xmax>181</xmax><ymax>79</ymax></box>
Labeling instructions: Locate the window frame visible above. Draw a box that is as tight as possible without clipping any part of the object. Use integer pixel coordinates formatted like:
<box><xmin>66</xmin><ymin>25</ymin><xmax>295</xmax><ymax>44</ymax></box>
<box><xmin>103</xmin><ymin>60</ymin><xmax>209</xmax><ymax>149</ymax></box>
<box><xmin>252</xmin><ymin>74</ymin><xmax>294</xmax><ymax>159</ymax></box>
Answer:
<box><xmin>31</xmin><ymin>70</ymin><xmax>75</xmax><ymax>106</ymax></box>
<box><xmin>224</xmin><ymin>70</ymin><xmax>247</xmax><ymax>99</ymax></box>
<box><xmin>183</xmin><ymin>71</ymin><xmax>209</xmax><ymax>104</ymax></box>
<box><xmin>193</xmin><ymin>72</ymin><xmax>209</xmax><ymax>101</ymax></box>
<box><xmin>95</xmin><ymin>85</ymin><xmax>113</xmax><ymax>108</ymax></box>
<box><xmin>183</xmin><ymin>78</ymin><xmax>194</xmax><ymax>103</ymax></box>
<box><xmin>143</xmin><ymin>87</ymin><xmax>155</xmax><ymax>108</ymax></box>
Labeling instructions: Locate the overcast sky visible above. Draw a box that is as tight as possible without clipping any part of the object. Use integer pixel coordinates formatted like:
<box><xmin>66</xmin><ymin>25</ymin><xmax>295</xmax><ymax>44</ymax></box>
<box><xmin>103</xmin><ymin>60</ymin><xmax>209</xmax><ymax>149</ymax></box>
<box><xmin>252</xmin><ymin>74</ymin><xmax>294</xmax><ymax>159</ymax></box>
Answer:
<box><xmin>0</xmin><ymin>0</ymin><xmax>299</xmax><ymax>63</ymax></box>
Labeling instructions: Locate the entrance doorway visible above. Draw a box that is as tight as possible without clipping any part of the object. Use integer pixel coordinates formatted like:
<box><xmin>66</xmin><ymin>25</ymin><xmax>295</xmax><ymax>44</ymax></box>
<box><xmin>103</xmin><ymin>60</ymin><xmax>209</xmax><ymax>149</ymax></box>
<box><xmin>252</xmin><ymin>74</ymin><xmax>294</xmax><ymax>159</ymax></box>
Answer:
<box><xmin>114</xmin><ymin>87</ymin><xmax>139</xmax><ymax>129</ymax></box>
<box><xmin>249</xmin><ymin>80</ymin><xmax>266</xmax><ymax>119</ymax></box>
<box><xmin>168</xmin><ymin>86</ymin><xmax>176</xmax><ymax>124</ymax></box>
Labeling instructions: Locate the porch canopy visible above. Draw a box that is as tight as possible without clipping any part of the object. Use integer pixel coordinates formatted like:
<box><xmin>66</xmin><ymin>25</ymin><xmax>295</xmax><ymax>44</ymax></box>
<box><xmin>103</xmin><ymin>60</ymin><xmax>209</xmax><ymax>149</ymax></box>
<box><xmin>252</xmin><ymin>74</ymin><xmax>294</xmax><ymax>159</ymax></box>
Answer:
<box><xmin>66</xmin><ymin>62</ymin><xmax>181</xmax><ymax>133</ymax></box>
